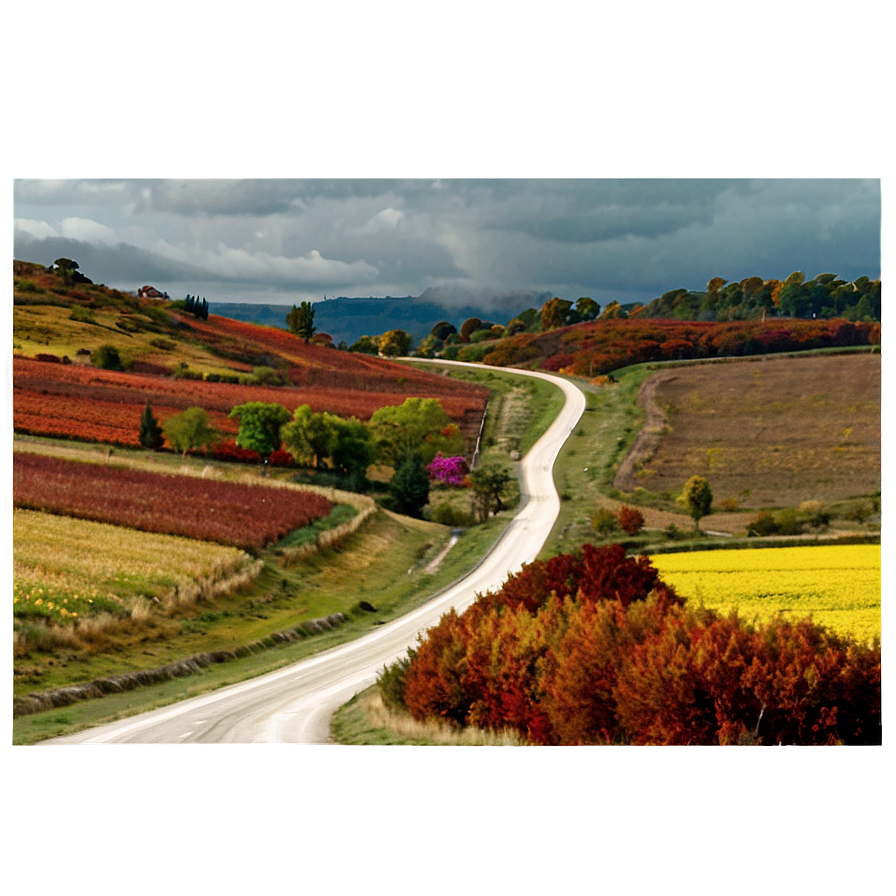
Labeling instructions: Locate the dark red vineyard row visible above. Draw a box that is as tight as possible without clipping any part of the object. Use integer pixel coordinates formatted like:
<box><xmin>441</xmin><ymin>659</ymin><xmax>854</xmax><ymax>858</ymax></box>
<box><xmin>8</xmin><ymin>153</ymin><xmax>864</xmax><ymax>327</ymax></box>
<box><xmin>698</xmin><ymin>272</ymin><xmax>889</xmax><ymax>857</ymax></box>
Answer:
<box><xmin>12</xmin><ymin>452</ymin><xmax>333</xmax><ymax>550</ymax></box>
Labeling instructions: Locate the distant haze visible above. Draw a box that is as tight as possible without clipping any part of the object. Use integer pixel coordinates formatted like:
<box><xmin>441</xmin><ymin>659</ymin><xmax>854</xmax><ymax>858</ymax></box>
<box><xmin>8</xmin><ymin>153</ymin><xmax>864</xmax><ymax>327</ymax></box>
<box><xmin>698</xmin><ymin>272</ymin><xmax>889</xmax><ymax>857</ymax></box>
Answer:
<box><xmin>13</xmin><ymin>179</ymin><xmax>881</xmax><ymax>311</ymax></box>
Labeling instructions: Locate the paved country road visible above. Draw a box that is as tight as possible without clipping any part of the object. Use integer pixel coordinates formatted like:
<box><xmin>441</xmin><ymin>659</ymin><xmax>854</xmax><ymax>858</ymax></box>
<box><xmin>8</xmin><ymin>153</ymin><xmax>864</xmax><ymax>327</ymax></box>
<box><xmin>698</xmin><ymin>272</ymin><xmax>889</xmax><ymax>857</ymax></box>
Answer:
<box><xmin>45</xmin><ymin>365</ymin><xmax>586</xmax><ymax>744</ymax></box>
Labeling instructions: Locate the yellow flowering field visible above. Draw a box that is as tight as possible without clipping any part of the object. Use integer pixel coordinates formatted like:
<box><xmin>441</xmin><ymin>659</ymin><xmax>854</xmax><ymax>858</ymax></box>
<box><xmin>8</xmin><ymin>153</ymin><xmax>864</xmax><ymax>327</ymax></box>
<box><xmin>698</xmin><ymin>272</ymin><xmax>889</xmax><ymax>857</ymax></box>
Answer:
<box><xmin>650</xmin><ymin>544</ymin><xmax>881</xmax><ymax>644</ymax></box>
<box><xmin>13</xmin><ymin>509</ymin><xmax>251</xmax><ymax>625</ymax></box>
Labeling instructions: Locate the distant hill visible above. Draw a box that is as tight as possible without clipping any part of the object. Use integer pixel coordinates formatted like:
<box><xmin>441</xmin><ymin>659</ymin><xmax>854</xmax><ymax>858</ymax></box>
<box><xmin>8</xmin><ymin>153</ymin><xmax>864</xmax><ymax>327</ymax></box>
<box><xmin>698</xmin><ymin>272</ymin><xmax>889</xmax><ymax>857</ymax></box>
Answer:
<box><xmin>210</xmin><ymin>290</ymin><xmax>553</xmax><ymax>347</ymax></box>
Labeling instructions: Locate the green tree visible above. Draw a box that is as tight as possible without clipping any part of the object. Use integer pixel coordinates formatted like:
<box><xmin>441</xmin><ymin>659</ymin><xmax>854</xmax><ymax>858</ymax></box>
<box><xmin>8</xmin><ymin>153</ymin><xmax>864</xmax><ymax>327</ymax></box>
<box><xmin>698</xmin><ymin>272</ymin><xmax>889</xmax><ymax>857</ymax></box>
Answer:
<box><xmin>281</xmin><ymin>404</ymin><xmax>337</xmax><ymax>468</ymax></box>
<box><xmin>459</xmin><ymin>317</ymin><xmax>483</xmax><ymax>343</ymax></box>
<box><xmin>576</xmin><ymin>297</ymin><xmax>600</xmax><ymax>321</ymax></box>
<box><xmin>349</xmin><ymin>335</ymin><xmax>379</xmax><ymax>354</ymax></box>
<box><xmin>378</xmin><ymin>329</ymin><xmax>413</xmax><ymax>357</ymax></box>
<box><xmin>139</xmin><ymin>402</ymin><xmax>165</xmax><ymax>450</ymax></box>
<box><xmin>417</xmin><ymin>333</ymin><xmax>444</xmax><ymax>357</ymax></box>
<box><xmin>330</xmin><ymin>416</ymin><xmax>376</xmax><ymax>478</ymax></box>
<box><xmin>469</xmin><ymin>462</ymin><xmax>513</xmax><ymax>522</ymax></box>
<box><xmin>599</xmin><ymin>300</ymin><xmax>628</xmax><ymax>320</ymax></box>
<box><xmin>92</xmin><ymin>344</ymin><xmax>124</xmax><ymax>371</ymax></box>
<box><xmin>228</xmin><ymin>402</ymin><xmax>291</xmax><ymax>459</ymax></box>
<box><xmin>388</xmin><ymin>451</ymin><xmax>430</xmax><ymax>518</ymax></box>
<box><xmin>369</xmin><ymin>397</ymin><xmax>460</xmax><ymax>466</ymax></box>
<box><xmin>776</xmin><ymin>271</ymin><xmax>809</xmax><ymax>318</ymax></box>
<box><xmin>678</xmin><ymin>476</ymin><xmax>713</xmax><ymax>529</ymax></box>
<box><xmin>541</xmin><ymin>297</ymin><xmax>574</xmax><ymax>331</ymax></box>
<box><xmin>287</xmin><ymin>301</ymin><xmax>316</xmax><ymax>343</ymax></box>
<box><xmin>163</xmin><ymin>407</ymin><xmax>219</xmax><ymax>458</ymax></box>
<box><xmin>53</xmin><ymin>257</ymin><xmax>79</xmax><ymax>285</ymax></box>
<box><xmin>430</xmin><ymin>321</ymin><xmax>457</xmax><ymax>341</ymax></box>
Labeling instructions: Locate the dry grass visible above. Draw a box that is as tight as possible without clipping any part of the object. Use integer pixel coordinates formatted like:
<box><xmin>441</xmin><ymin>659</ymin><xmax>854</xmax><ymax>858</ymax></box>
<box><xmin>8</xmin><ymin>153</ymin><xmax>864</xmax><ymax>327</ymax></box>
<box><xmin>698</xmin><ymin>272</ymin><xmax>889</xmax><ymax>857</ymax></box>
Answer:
<box><xmin>617</xmin><ymin>353</ymin><xmax>880</xmax><ymax>509</ymax></box>
<box><xmin>353</xmin><ymin>690</ymin><xmax>529</xmax><ymax>745</ymax></box>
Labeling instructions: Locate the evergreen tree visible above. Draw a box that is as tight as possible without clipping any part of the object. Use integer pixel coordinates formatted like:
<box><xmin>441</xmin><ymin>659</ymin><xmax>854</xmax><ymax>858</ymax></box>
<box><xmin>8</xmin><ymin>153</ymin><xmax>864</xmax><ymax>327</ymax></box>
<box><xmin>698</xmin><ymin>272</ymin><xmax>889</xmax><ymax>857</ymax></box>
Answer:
<box><xmin>389</xmin><ymin>451</ymin><xmax>430</xmax><ymax>518</ymax></box>
<box><xmin>287</xmin><ymin>301</ymin><xmax>316</xmax><ymax>343</ymax></box>
<box><xmin>139</xmin><ymin>401</ymin><xmax>165</xmax><ymax>450</ymax></box>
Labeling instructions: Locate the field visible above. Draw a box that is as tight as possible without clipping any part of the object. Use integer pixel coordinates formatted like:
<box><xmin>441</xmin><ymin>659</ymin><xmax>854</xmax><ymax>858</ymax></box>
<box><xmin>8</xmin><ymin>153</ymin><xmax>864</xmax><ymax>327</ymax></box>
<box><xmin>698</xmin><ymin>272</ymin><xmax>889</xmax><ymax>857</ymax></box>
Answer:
<box><xmin>13</xmin><ymin>353</ymin><xmax>488</xmax><ymax>452</ymax></box>
<box><xmin>13</xmin><ymin>509</ymin><xmax>255</xmax><ymax>629</ymax></box>
<box><xmin>13</xmin><ymin>450</ymin><xmax>334</xmax><ymax>549</ymax></box>
<box><xmin>650</xmin><ymin>544</ymin><xmax>881</xmax><ymax>645</ymax></box>
<box><xmin>615</xmin><ymin>353</ymin><xmax>881</xmax><ymax>509</ymax></box>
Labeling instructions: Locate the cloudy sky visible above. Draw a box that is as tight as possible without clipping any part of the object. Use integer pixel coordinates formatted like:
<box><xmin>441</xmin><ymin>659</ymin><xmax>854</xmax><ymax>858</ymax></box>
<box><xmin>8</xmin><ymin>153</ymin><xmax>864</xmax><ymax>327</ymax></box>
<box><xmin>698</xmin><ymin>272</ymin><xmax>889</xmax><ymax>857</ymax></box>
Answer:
<box><xmin>13</xmin><ymin>178</ymin><xmax>881</xmax><ymax>311</ymax></box>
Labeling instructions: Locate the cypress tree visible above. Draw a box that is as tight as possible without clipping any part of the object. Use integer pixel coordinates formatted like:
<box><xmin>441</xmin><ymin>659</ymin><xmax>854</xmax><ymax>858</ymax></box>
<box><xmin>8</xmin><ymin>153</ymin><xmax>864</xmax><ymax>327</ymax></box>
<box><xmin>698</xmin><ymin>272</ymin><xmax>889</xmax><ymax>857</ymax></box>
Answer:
<box><xmin>139</xmin><ymin>401</ymin><xmax>165</xmax><ymax>450</ymax></box>
<box><xmin>388</xmin><ymin>450</ymin><xmax>430</xmax><ymax>518</ymax></box>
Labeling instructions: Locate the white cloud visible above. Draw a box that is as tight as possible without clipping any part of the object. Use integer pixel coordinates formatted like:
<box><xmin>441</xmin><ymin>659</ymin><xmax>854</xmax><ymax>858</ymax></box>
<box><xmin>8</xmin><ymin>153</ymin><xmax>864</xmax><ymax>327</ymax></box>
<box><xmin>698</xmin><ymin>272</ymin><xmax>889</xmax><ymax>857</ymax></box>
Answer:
<box><xmin>358</xmin><ymin>207</ymin><xmax>404</xmax><ymax>234</ymax></box>
<box><xmin>152</xmin><ymin>239</ymin><xmax>379</xmax><ymax>287</ymax></box>
<box><xmin>60</xmin><ymin>217</ymin><xmax>119</xmax><ymax>245</ymax></box>
<box><xmin>14</xmin><ymin>218</ymin><xmax>58</xmax><ymax>240</ymax></box>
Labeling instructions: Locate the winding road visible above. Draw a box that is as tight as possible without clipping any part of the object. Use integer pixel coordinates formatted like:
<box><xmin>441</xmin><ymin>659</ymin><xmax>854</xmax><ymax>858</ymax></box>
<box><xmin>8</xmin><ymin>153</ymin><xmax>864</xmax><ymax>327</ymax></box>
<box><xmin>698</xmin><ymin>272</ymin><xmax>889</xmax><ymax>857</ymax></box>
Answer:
<box><xmin>46</xmin><ymin>366</ymin><xmax>586</xmax><ymax>744</ymax></box>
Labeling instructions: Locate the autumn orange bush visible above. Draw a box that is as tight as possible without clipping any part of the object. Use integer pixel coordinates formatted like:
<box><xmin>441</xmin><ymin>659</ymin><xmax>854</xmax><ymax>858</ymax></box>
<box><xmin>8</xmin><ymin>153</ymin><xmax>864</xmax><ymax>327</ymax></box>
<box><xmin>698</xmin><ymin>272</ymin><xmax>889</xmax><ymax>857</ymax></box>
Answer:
<box><xmin>384</xmin><ymin>543</ymin><xmax>881</xmax><ymax>745</ymax></box>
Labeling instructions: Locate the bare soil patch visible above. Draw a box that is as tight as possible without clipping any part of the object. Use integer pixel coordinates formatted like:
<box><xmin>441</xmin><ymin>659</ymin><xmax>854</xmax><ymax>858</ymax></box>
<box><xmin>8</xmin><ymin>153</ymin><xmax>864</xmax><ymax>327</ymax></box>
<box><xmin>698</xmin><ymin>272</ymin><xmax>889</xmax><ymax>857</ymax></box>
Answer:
<box><xmin>615</xmin><ymin>353</ymin><xmax>880</xmax><ymax>509</ymax></box>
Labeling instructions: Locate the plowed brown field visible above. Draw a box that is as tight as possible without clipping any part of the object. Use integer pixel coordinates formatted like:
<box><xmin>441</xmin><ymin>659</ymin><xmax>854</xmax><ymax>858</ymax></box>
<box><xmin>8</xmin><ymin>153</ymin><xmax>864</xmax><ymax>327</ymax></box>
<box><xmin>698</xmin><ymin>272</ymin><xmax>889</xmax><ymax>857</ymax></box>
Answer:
<box><xmin>615</xmin><ymin>353</ymin><xmax>880</xmax><ymax>509</ymax></box>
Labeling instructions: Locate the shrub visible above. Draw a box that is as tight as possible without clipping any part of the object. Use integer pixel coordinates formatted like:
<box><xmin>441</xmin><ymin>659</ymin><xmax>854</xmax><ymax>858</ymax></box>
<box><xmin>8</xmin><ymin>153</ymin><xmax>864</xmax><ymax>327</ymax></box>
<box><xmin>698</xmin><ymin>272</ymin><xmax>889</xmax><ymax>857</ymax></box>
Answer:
<box><xmin>774</xmin><ymin>508</ymin><xmax>804</xmax><ymax>536</ymax></box>
<box><xmin>427</xmin><ymin>453</ymin><xmax>470</xmax><ymax>486</ymax></box>
<box><xmin>210</xmin><ymin>439</ymin><xmax>262</xmax><ymax>464</ymax></box>
<box><xmin>268</xmin><ymin>448</ymin><xmax>295</xmax><ymax>467</ymax></box>
<box><xmin>92</xmin><ymin>344</ymin><xmax>124</xmax><ymax>371</ymax></box>
<box><xmin>748</xmin><ymin>511</ymin><xmax>778</xmax><ymax>537</ymax></box>
<box><xmin>799</xmin><ymin>501</ymin><xmax>831</xmax><ymax>529</ymax></box>
<box><xmin>592</xmin><ymin>507</ymin><xmax>618</xmax><ymax>535</ymax></box>
<box><xmin>617</xmin><ymin>505</ymin><xmax>645</xmax><ymax>535</ymax></box>
<box><xmin>431</xmin><ymin>501</ymin><xmax>476</xmax><ymax>528</ymax></box>
<box><xmin>69</xmin><ymin>306</ymin><xmax>95</xmax><ymax>323</ymax></box>
<box><xmin>844</xmin><ymin>502</ymin><xmax>872</xmax><ymax>523</ymax></box>
<box><xmin>376</xmin><ymin>649</ymin><xmax>416</xmax><ymax>712</ymax></box>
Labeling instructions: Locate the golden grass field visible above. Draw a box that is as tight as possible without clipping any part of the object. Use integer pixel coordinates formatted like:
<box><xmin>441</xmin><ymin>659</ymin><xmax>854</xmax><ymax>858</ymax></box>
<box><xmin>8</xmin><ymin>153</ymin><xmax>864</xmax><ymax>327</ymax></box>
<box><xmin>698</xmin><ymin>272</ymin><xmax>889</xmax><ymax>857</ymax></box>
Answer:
<box><xmin>13</xmin><ymin>508</ymin><xmax>255</xmax><ymax>628</ymax></box>
<box><xmin>650</xmin><ymin>544</ymin><xmax>881</xmax><ymax>645</ymax></box>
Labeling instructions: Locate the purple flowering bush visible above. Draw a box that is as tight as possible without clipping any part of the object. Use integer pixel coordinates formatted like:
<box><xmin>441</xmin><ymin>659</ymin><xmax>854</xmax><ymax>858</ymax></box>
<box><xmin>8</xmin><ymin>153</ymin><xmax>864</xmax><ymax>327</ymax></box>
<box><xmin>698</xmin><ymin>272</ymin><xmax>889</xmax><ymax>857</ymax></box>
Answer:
<box><xmin>427</xmin><ymin>453</ymin><xmax>470</xmax><ymax>487</ymax></box>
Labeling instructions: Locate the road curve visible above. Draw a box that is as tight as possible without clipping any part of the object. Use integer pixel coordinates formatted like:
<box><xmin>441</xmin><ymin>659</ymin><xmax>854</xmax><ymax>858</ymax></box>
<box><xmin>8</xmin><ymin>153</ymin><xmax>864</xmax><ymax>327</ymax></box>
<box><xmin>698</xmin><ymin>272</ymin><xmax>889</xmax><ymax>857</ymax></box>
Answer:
<box><xmin>46</xmin><ymin>365</ymin><xmax>586</xmax><ymax>744</ymax></box>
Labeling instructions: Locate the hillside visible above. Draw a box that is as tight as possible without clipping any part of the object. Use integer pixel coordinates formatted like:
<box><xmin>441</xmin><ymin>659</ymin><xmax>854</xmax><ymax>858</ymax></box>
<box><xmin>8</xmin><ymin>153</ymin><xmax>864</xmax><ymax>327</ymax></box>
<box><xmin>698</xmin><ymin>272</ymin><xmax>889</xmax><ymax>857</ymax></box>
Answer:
<box><xmin>12</xmin><ymin>260</ymin><xmax>489</xmax><ymax>453</ymax></box>
<box><xmin>464</xmin><ymin>316</ymin><xmax>880</xmax><ymax>377</ymax></box>
<box><xmin>209</xmin><ymin>290</ymin><xmax>552</xmax><ymax>347</ymax></box>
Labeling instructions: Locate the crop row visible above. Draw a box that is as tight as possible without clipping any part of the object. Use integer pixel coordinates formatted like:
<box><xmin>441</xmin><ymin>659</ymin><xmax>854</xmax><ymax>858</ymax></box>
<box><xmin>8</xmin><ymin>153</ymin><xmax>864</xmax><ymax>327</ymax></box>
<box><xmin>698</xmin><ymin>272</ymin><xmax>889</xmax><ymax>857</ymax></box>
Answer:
<box><xmin>650</xmin><ymin>545</ymin><xmax>881</xmax><ymax>644</ymax></box>
<box><xmin>13</xmin><ymin>451</ymin><xmax>334</xmax><ymax>550</ymax></box>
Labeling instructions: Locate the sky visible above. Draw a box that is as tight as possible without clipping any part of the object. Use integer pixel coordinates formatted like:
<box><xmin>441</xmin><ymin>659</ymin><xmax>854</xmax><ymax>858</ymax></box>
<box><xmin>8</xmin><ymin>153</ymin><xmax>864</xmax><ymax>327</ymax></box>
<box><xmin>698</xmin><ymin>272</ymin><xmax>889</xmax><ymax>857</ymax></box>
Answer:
<box><xmin>12</xmin><ymin>178</ymin><xmax>882</xmax><ymax>312</ymax></box>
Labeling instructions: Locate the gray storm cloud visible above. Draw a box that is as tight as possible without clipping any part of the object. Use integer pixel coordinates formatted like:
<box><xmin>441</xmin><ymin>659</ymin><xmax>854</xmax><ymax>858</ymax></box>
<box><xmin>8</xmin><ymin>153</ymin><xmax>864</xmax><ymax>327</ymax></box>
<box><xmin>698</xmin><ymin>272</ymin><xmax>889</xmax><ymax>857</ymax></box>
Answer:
<box><xmin>13</xmin><ymin>178</ymin><xmax>881</xmax><ymax>310</ymax></box>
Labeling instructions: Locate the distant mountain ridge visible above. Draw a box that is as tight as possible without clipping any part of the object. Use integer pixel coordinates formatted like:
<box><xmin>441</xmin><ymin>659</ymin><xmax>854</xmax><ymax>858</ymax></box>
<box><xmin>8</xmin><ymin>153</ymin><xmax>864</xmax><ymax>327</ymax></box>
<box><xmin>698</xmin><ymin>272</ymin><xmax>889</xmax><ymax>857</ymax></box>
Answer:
<box><xmin>209</xmin><ymin>291</ymin><xmax>553</xmax><ymax>347</ymax></box>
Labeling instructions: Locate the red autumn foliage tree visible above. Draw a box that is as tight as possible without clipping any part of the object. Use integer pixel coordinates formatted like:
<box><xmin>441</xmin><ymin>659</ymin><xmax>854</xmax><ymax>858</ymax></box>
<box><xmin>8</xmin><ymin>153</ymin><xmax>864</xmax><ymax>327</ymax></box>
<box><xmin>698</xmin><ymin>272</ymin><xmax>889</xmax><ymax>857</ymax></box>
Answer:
<box><xmin>386</xmin><ymin>542</ymin><xmax>881</xmax><ymax>746</ymax></box>
<box><xmin>617</xmin><ymin>505</ymin><xmax>645</xmax><ymax>535</ymax></box>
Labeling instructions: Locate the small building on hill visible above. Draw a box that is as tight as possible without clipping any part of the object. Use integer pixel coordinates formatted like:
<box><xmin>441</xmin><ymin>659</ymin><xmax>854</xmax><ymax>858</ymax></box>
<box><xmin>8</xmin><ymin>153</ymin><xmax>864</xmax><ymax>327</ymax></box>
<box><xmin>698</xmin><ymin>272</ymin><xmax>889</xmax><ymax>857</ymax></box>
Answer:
<box><xmin>137</xmin><ymin>285</ymin><xmax>169</xmax><ymax>299</ymax></box>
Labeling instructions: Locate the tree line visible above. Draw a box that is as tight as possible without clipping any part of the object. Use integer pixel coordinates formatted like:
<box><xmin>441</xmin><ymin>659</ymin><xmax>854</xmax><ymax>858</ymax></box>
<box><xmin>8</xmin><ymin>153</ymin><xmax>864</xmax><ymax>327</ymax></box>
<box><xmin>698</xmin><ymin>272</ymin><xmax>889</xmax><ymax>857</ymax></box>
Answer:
<box><xmin>139</xmin><ymin>396</ymin><xmax>512</xmax><ymax>522</ymax></box>
<box><xmin>289</xmin><ymin>271</ymin><xmax>879</xmax><ymax>362</ymax></box>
